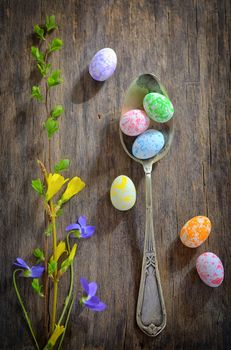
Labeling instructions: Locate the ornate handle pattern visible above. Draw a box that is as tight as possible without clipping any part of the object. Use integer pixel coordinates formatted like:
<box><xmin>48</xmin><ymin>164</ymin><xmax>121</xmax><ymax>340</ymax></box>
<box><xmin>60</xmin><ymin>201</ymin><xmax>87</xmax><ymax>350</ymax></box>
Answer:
<box><xmin>136</xmin><ymin>171</ymin><xmax>166</xmax><ymax>336</ymax></box>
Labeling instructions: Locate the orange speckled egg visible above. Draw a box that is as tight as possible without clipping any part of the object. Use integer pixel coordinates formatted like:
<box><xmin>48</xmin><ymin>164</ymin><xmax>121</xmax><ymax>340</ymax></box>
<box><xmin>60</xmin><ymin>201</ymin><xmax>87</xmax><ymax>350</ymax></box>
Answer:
<box><xmin>180</xmin><ymin>216</ymin><xmax>211</xmax><ymax>248</ymax></box>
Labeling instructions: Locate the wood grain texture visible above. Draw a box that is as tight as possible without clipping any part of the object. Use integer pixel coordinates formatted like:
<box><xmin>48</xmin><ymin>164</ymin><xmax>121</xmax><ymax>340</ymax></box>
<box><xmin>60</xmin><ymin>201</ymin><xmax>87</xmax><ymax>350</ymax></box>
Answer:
<box><xmin>0</xmin><ymin>0</ymin><xmax>230</xmax><ymax>349</ymax></box>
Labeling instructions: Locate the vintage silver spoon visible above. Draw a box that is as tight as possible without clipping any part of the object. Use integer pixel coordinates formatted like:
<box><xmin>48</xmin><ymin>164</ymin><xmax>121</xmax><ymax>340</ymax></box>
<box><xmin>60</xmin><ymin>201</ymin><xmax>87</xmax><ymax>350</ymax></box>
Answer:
<box><xmin>119</xmin><ymin>73</ymin><xmax>174</xmax><ymax>336</ymax></box>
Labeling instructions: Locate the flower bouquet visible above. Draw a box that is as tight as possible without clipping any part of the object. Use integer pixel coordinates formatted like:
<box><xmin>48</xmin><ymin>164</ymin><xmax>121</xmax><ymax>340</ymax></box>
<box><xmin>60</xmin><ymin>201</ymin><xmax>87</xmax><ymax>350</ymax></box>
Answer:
<box><xmin>12</xmin><ymin>15</ymin><xmax>106</xmax><ymax>350</ymax></box>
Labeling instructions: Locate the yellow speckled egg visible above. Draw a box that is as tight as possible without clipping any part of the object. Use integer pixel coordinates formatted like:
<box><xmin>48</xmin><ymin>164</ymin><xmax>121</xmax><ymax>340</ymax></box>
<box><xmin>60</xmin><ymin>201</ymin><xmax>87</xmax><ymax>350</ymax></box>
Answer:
<box><xmin>110</xmin><ymin>175</ymin><xmax>136</xmax><ymax>211</ymax></box>
<box><xmin>180</xmin><ymin>216</ymin><xmax>211</xmax><ymax>248</ymax></box>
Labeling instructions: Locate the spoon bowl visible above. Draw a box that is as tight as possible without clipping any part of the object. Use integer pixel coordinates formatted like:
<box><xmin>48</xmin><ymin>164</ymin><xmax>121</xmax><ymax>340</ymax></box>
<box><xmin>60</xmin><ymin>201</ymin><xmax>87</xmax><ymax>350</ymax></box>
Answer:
<box><xmin>120</xmin><ymin>73</ymin><xmax>174</xmax><ymax>336</ymax></box>
<box><xmin>120</xmin><ymin>73</ymin><xmax>174</xmax><ymax>170</ymax></box>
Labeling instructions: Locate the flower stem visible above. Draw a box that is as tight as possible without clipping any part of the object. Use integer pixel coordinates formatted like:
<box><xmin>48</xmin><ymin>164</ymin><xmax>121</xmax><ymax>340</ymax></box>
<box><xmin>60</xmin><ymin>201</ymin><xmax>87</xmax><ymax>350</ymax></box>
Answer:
<box><xmin>50</xmin><ymin>201</ymin><xmax>58</xmax><ymax>333</ymax></box>
<box><xmin>43</xmin><ymin>52</ymin><xmax>50</xmax><ymax>339</ymax></box>
<box><xmin>57</xmin><ymin>233</ymin><xmax>74</xmax><ymax>325</ymax></box>
<box><xmin>40</xmin><ymin>158</ymin><xmax>49</xmax><ymax>340</ymax></box>
<box><xmin>57</xmin><ymin>295</ymin><xmax>75</xmax><ymax>350</ymax></box>
<box><xmin>13</xmin><ymin>270</ymin><xmax>40</xmax><ymax>350</ymax></box>
<box><xmin>51</xmin><ymin>279</ymin><xmax>58</xmax><ymax>332</ymax></box>
<box><xmin>43</xmin><ymin>217</ymin><xmax>49</xmax><ymax>340</ymax></box>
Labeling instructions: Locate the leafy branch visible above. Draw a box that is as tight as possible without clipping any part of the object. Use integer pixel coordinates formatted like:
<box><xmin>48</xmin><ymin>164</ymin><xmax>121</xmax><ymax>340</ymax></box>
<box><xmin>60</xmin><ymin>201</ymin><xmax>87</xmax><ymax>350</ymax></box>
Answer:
<box><xmin>31</xmin><ymin>15</ymin><xmax>63</xmax><ymax>139</ymax></box>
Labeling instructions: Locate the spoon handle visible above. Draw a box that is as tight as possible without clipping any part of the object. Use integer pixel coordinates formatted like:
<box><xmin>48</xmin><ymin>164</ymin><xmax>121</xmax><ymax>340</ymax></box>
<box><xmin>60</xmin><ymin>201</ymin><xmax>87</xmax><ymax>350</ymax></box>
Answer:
<box><xmin>136</xmin><ymin>171</ymin><xmax>166</xmax><ymax>336</ymax></box>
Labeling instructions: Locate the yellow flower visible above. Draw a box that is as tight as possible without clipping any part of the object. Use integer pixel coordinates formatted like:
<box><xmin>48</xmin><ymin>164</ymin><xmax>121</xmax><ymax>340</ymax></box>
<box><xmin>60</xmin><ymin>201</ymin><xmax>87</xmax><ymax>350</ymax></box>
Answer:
<box><xmin>60</xmin><ymin>176</ymin><xmax>85</xmax><ymax>204</ymax></box>
<box><xmin>69</xmin><ymin>243</ymin><xmax>77</xmax><ymax>262</ymax></box>
<box><xmin>48</xmin><ymin>324</ymin><xmax>65</xmax><ymax>347</ymax></box>
<box><xmin>59</xmin><ymin>243</ymin><xmax>77</xmax><ymax>275</ymax></box>
<box><xmin>50</xmin><ymin>241</ymin><xmax>67</xmax><ymax>262</ymax></box>
<box><xmin>46</xmin><ymin>173</ymin><xmax>69</xmax><ymax>202</ymax></box>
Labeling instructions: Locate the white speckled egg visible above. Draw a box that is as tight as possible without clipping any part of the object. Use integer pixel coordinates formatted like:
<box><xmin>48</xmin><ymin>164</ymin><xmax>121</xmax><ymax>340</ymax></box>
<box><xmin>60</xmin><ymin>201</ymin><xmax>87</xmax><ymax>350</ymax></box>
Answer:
<box><xmin>110</xmin><ymin>175</ymin><xmax>136</xmax><ymax>211</ymax></box>
<box><xmin>89</xmin><ymin>48</ymin><xmax>117</xmax><ymax>81</ymax></box>
<box><xmin>196</xmin><ymin>252</ymin><xmax>224</xmax><ymax>287</ymax></box>
<box><xmin>132</xmin><ymin>129</ymin><xmax>165</xmax><ymax>160</ymax></box>
<box><xmin>120</xmin><ymin>109</ymin><xmax>150</xmax><ymax>136</ymax></box>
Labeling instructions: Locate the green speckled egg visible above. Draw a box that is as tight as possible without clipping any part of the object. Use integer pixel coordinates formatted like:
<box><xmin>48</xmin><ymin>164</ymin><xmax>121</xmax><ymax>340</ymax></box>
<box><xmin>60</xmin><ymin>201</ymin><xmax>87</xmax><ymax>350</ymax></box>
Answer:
<box><xmin>143</xmin><ymin>92</ymin><xmax>174</xmax><ymax>123</ymax></box>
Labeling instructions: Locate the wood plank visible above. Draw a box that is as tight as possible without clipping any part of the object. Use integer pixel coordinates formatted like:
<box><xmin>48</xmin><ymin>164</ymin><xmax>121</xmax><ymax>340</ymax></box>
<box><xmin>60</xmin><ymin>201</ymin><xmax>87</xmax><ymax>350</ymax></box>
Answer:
<box><xmin>0</xmin><ymin>0</ymin><xmax>230</xmax><ymax>349</ymax></box>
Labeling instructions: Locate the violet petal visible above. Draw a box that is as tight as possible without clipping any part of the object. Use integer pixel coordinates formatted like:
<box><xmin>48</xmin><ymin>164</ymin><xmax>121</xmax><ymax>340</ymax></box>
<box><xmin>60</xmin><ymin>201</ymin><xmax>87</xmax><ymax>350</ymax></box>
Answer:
<box><xmin>87</xmin><ymin>282</ymin><xmax>98</xmax><ymax>297</ymax></box>
<box><xmin>90</xmin><ymin>302</ymin><xmax>107</xmax><ymax>312</ymax></box>
<box><xmin>66</xmin><ymin>223</ymin><xmax>81</xmax><ymax>232</ymax></box>
<box><xmin>30</xmin><ymin>265</ymin><xmax>44</xmax><ymax>278</ymax></box>
<box><xmin>78</xmin><ymin>216</ymin><xmax>87</xmax><ymax>227</ymax></box>
<box><xmin>81</xmin><ymin>226</ymin><xmax>95</xmax><ymax>238</ymax></box>
<box><xmin>80</xmin><ymin>277</ymin><xmax>89</xmax><ymax>294</ymax></box>
<box><xmin>13</xmin><ymin>258</ymin><xmax>30</xmax><ymax>270</ymax></box>
<box><xmin>84</xmin><ymin>298</ymin><xmax>106</xmax><ymax>311</ymax></box>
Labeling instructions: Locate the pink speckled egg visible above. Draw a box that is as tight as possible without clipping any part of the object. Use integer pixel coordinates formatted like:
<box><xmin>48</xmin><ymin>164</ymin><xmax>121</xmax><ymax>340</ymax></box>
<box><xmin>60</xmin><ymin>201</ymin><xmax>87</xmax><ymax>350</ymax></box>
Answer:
<box><xmin>120</xmin><ymin>109</ymin><xmax>150</xmax><ymax>136</ymax></box>
<box><xmin>196</xmin><ymin>252</ymin><xmax>224</xmax><ymax>287</ymax></box>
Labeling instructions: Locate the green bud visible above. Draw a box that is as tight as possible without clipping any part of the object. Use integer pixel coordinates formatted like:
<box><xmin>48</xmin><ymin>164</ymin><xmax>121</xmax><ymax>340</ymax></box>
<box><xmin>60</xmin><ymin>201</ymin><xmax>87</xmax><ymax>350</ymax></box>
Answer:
<box><xmin>33</xmin><ymin>248</ymin><xmax>45</xmax><ymax>263</ymax></box>
<box><xmin>32</xmin><ymin>278</ymin><xmax>44</xmax><ymax>298</ymax></box>
<box><xmin>31</xmin><ymin>86</ymin><xmax>43</xmax><ymax>102</ymax></box>
<box><xmin>49</xmin><ymin>38</ymin><xmax>63</xmax><ymax>53</ymax></box>
<box><xmin>31</xmin><ymin>178</ymin><xmax>44</xmax><ymax>195</ymax></box>
<box><xmin>31</xmin><ymin>46</ymin><xmax>44</xmax><ymax>64</ymax></box>
<box><xmin>47</xmin><ymin>70</ymin><xmax>63</xmax><ymax>88</ymax></box>
<box><xmin>34</xmin><ymin>24</ymin><xmax>45</xmax><ymax>40</ymax></box>
<box><xmin>51</xmin><ymin>105</ymin><xmax>64</xmax><ymax>119</ymax></box>
<box><xmin>48</xmin><ymin>260</ymin><xmax>57</xmax><ymax>276</ymax></box>
<box><xmin>46</xmin><ymin>15</ymin><xmax>58</xmax><ymax>32</ymax></box>
<box><xmin>54</xmin><ymin>159</ymin><xmax>70</xmax><ymax>173</ymax></box>
<box><xmin>44</xmin><ymin>117</ymin><xmax>59</xmax><ymax>138</ymax></box>
<box><xmin>37</xmin><ymin>62</ymin><xmax>51</xmax><ymax>77</ymax></box>
<box><xmin>45</xmin><ymin>223</ymin><xmax>53</xmax><ymax>237</ymax></box>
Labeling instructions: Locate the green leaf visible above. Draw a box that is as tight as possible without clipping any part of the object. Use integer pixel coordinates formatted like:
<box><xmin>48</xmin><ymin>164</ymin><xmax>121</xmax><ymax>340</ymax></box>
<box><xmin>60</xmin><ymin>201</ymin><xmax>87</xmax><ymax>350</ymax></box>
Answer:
<box><xmin>49</xmin><ymin>38</ymin><xmax>63</xmax><ymax>53</ymax></box>
<box><xmin>54</xmin><ymin>159</ymin><xmax>70</xmax><ymax>173</ymax></box>
<box><xmin>32</xmin><ymin>278</ymin><xmax>44</xmax><ymax>298</ymax></box>
<box><xmin>31</xmin><ymin>178</ymin><xmax>44</xmax><ymax>195</ymax></box>
<box><xmin>47</xmin><ymin>70</ymin><xmax>63</xmax><ymax>87</ymax></box>
<box><xmin>44</xmin><ymin>117</ymin><xmax>59</xmax><ymax>138</ymax></box>
<box><xmin>31</xmin><ymin>46</ymin><xmax>44</xmax><ymax>63</ymax></box>
<box><xmin>34</xmin><ymin>24</ymin><xmax>45</xmax><ymax>40</ymax></box>
<box><xmin>31</xmin><ymin>85</ymin><xmax>43</xmax><ymax>102</ymax></box>
<box><xmin>33</xmin><ymin>248</ymin><xmax>45</xmax><ymax>263</ymax></box>
<box><xmin>56</xmin><ymin>208</ymin><xmax>63</xmax><ymax>217</ymax></box>
<box><xmin>46</xmin><ymin>15</ymin><xmax>58</xmax><ymax>32</ymax></box>
<box><xmin>51</xmin><ymin>105</ymin><xmax>64</xmax><ymax>119</ymax></box>
<box><xmin>37</xmin><ymin>62</ymin><xmax>51</xmax><ymax>77</ymax></box>
<box><xmin>60</xmin><ymin>259</ymin><xmax>71</xmax><ymax>274</ymax></box>
<box><xmin>48</xmin><ymin>260</ymin><xmax>57</xmax><ymax>276</ymax></box>
<box><xmin>45</xmin><ymin>223</ymin><xmax>53</xmax><ymax>236</ymax></box>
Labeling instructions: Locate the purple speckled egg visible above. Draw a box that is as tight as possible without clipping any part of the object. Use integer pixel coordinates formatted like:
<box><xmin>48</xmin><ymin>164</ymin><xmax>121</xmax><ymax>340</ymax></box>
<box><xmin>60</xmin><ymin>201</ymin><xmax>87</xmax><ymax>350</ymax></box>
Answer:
<box><xmin>89</xmin><ymin>48</ymin><xmax>117</xmax><ymax>81</ymax></box>
<box><xmin>196</xmin><ymin>252</ymin><xmax>224</xmax><ymax>287</ymax></box>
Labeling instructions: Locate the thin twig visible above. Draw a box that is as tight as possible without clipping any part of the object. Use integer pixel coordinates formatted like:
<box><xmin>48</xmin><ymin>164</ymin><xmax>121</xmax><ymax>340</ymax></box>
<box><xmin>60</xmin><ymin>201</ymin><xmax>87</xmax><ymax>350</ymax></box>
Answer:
<box><xmin>13</xmin><ymin>270</ymin><xmax>40</xmax><ymax>350</ymax></box>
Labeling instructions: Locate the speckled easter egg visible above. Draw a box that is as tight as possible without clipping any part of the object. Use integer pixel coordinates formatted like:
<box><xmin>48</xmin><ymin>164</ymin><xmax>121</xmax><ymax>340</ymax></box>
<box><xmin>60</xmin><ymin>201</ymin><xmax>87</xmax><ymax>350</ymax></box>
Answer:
<box><xmin>143</xmin><ymin>92</ymin><xmax>174</xmax><ymax>123</ymax></box>
<box><xmin>120</xmin><ymin>109</ymin><xmax>150</xmax><ymax>136</ymax></box>
<box><xmin>89</xmin><ymin>48</ymin><xmax>117</xmax><ymax>81</ymax></box>
<box><xmin>110</xmin><ymin>175</ymin><xmax>136</xmax><ymax>211</ymax></box>
<box><xmin>132</xmin><ymin>129</ymin><xmax>165</xmax><ymax>160</ymax></box>
<box><xmin>180</xmin><ymin>216</ymin><xmax>211</xmax><ymax>248</ymax></box>
<box><xmin>196</xmin><ymin>252</ymin><xmax>224</xmax><ymax>287</ymax></box>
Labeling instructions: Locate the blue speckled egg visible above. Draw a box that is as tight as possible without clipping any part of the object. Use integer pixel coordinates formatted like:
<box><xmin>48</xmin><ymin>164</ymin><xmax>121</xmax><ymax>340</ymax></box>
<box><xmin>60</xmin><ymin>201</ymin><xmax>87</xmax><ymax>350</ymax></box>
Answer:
<box><xmin>132</xmin><ymin>129</ymin><xmax>165</xmax><ymax>160</ymax></box>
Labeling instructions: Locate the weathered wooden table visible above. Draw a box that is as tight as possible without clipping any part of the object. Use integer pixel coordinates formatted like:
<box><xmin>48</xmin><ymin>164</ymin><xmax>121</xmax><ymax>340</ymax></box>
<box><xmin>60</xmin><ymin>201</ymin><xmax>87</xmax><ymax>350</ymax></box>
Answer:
<box><xmin>0</xmin><ymin>1</ymin><xmax>230</xmax><ymax>349</ymax></box>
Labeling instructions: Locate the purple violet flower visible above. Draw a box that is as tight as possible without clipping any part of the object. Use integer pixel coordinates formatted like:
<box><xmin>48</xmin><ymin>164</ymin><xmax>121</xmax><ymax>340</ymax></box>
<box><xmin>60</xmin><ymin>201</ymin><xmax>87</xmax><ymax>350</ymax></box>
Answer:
<box><xmin>80</xmin><ymin>277</ymin><xmax>106</xmax><ymax>312</ymax></box>
<box><xmin>66</xmin><ymin>216</ymin><xmax>95</xmax><ymax>239</ymax></box>
<box><xmin>13</xmin><ymin>258</ymin><xmax>44</xmax><ymax>278</ymax></box>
